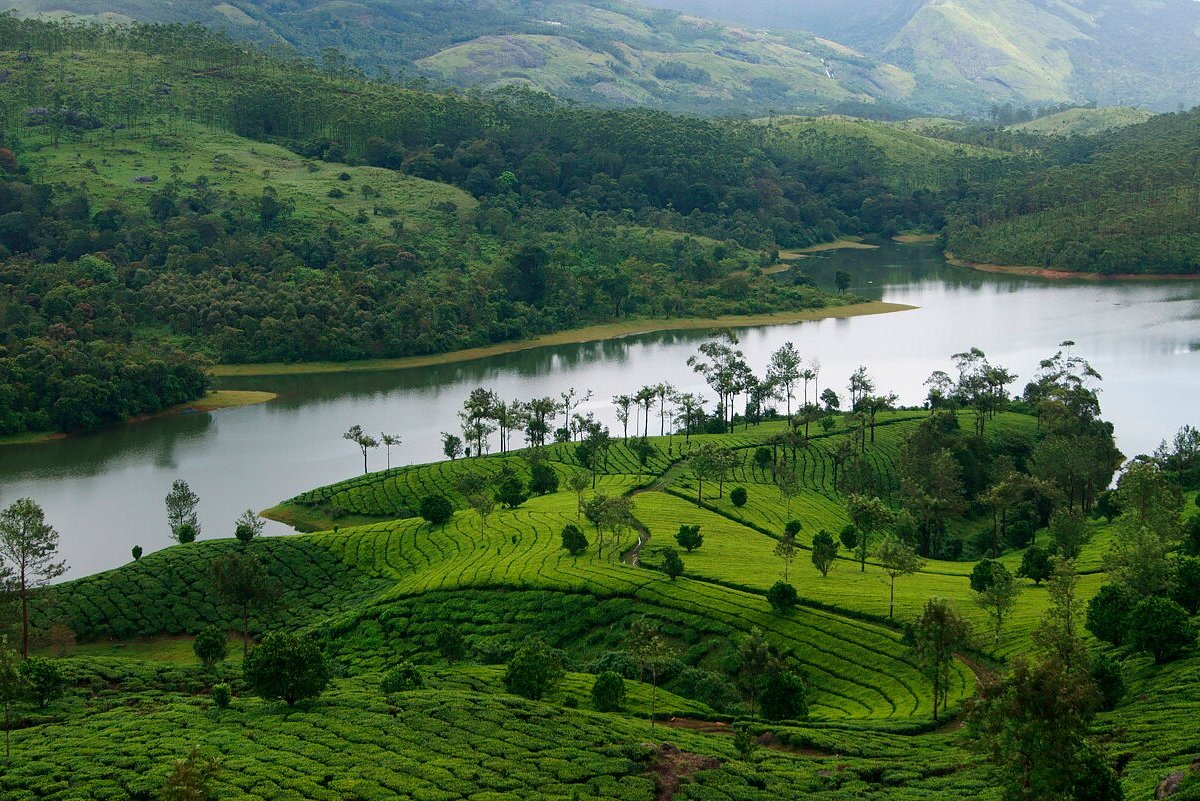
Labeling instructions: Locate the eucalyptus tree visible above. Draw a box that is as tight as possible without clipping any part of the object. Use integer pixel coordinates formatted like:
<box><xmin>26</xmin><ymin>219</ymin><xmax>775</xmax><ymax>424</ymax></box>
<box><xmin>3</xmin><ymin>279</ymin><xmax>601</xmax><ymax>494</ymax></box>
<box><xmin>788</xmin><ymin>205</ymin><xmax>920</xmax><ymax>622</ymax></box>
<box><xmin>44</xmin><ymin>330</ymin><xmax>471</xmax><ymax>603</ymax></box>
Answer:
<box><xmin>343</xmin><ymin>425</ymin><xmax>379</xmax><ymax>474</ymax></box>
<box><xmin>846</xmin><ymin>494</ymin><xmax>893</xmax><ymax>573</ymax></box>
<box><xmin>612</xmin><ymin>394</ymin><xmax>634</xmax><ymax>441</ymax></box>
<box><xmin>441</xmin><ymin>432</ymin><xmax>464</xmax><ymax>461</ymax></box>
<box><xmin>877</xmin><ymin>538</ymin><xmax>925</xmax><ymax>619</ymax></box>
<box><xmin>165</xmin><ymin>479</ymin><xmax>201</xmax><ymax>543</ymax></box>
<box><xmin>634</xmin><ymin>385</ymin><xmax>657</xmax><ymax>438</ymax></box>
<box><xmin>688</xmin><ymin>333</ymin><xmax>748</xmax><ymax>433</ymax></box>
<box><xmin>0</xmin><ymin>499</ymin><xmax>66</xmax><ymax>657</ymax></box>
<box><xmin>460</xmin><ymin>388</ymin><xmax>499</xmax><ymax>456</ymax></box>
<box><xmin>558</xmin><ymin>387</ymin><xmax>593</xmax><ymax>441</ymax></box>
<box><xmin>846</xmin><ymin>366</ymin><xmax>875</xmax><ymax>412</ymax></box>
<box><xmin>379</xmin><ymin>432</ymin><xmax>401</xmax><ymax>469</ymax></box>
<box><xmin>767</xmin><ymin>342</ymin><xmax>801</xmax><ymax>424</ymax></box>
<box><xmin>673</xmin><ymin>392</ymin><xmax>705</xmax><ymax>444</ymax></box>
<box><xmin>524</xmin><ymin>396</ymin><xmax>558</xmax><ymax>448</ymax></box>
<box><xmin>654</xmin><ymin>383</ymin><xmax>675</xmax><ymax>436</ymax></box>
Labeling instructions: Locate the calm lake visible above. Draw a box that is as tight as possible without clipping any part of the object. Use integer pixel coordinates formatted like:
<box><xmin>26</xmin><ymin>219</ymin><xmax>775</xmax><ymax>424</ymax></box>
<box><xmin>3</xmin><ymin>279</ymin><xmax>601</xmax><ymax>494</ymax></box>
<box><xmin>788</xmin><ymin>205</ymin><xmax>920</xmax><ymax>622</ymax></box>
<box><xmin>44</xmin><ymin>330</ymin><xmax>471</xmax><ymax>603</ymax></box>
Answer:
<box><xmin>3</xmin><ymin>242</ymin><xmax>1198</xmax><ymax>577</ymax></box>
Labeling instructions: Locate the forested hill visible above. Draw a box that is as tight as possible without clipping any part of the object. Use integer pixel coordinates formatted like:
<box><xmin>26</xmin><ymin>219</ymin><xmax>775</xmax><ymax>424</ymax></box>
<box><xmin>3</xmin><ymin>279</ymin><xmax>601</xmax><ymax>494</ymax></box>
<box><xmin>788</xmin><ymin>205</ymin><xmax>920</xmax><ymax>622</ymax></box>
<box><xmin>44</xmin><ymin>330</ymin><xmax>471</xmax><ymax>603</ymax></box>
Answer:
<box><xmin>944</xmin><ymin>109</ymin><xmax>1200</xmax><ymax>275</ymax></box>
<box><xmin>3</xmin><ymin>0</ymin><xmax>915</xmax><ymax>116</ymax></box>
<box><xmin>0</xmin><ymin>18</ymin><xmax>981</xmax><ymax>437</ymax></box>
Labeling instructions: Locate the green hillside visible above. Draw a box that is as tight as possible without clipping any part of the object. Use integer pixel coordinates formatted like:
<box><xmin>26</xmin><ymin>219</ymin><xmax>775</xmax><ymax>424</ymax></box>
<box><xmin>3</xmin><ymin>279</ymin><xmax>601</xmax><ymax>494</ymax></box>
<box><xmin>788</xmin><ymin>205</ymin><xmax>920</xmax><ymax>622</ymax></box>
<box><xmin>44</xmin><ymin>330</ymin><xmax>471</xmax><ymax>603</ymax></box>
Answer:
<box><xmin>651</xmin><ymin>0</ymin><xmax>1200</xmax><ymax>113</ymax></box>
<box><xmin>8</xmin><ymin>383</ymin><xmax>1200</xmax><ymax>799</ymax></box>
<box><xmin>945</xmin><ymin>108</ymin><xmax>1200</xmax><ymax>274</ymax></box>
<box><xmin>4</xmin><ymin>0</ymin><xmax>917</xmax><ymax>116</ymax></box>
<box><xmin>1008</xmin><ymin>107</ymin><xmax>1156</xmax><ymax>137</ymax></box>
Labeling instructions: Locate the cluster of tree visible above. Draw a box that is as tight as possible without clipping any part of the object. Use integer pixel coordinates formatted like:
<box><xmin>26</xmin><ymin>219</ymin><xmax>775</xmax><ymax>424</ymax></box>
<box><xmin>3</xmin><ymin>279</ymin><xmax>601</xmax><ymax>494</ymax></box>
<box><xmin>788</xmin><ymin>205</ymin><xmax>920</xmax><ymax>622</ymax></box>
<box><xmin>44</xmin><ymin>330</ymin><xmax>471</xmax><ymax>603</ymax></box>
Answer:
<box><xmin>944</xmin><ymin>107</ymin><xmax>1200</xmax><ymax>274</ymax></box>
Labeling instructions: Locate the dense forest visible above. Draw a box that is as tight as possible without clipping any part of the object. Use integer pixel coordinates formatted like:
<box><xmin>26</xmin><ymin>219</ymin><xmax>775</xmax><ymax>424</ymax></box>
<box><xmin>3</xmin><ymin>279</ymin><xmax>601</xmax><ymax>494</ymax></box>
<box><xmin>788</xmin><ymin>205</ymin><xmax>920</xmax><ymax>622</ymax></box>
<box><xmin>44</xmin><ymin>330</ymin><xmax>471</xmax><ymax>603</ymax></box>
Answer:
<box><xmin>0</xmin><ymin>18</ymin><xmax>976</xmax><ymax>436</ymax></box>
<box><xmin>944</xmin><ymin>109</ymin><xmax>1200</xmax><ymax>275</ymax></box>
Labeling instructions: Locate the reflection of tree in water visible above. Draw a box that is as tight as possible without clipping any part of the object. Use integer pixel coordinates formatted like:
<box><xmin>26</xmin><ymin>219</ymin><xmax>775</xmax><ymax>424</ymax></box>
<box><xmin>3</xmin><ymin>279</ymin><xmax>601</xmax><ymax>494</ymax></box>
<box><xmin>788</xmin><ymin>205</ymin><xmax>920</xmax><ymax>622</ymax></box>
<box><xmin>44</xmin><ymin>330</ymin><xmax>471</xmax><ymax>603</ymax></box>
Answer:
<box><xmin>0</xmin><ymin>410</ymin><xmax>214</xmax><ymax>482</ymax></box>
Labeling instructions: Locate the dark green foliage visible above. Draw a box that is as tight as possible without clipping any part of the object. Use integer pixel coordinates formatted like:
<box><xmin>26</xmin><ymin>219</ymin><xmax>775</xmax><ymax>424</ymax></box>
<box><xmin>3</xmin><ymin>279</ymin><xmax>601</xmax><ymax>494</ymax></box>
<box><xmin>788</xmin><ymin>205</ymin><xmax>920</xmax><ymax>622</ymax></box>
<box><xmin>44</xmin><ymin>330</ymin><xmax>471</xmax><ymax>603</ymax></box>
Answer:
<box><xmin>210</xmin><ymin>683</ymin><xmax>232</xmax><ymax>709</ymax></box>
<box><xmin>730</xmin><ymin>486</ymin><xmax>748</xmax><ymax>507</ymax></box>
<box><xmin>969</xmin><ymin>558</ymin><xmax>1003</xmax><ymax>593</ymax></box>
<box><xmin>381</xmin><ymin>661</ymin><xmax>424</xmax><ymax>694</ymax></box>
<box><xmin>1016</xmin><ymin>545</ymin><xmax>1053</xmax><ymax>585</ymax></box>
<box><xmin>811</xmin><ymin>530</ymin><xmax>838</xmax><ymax>577</ymax></box>
<box><xmin>1127</xmin><ymin>596</ymin><xmax>1194</xmax><ymax>663</ymax></box>
<box><xmin>784</xmin><ymin>520</ymin><xmax>803</xmax><ymax>538</ymax></box>
<box><xmin>674</xmin><ymin>524</ymin><xmax>703</xmax><ymax>552</ymax></box>
<box><xmin>561</xmin><ymin>524</ymin><xmax>589</xmax><ymax>556</ymax></box>
<box><xmin>176</xmin><ymin>524</ymin><xmax>197</xmax><ymax>545</ymax></box>
<box><xmin>661</xmin><ymin>548</ymin><xmax>684</xmax><ymax>581</ymax></box>
<box><xmin>839</xmin><ymin>526</ymin><xmax>858</xmax><ymax>551</ymax></box>
<box><xmin>1173</xmin><ymin>556</ymin><xmax>1200</xmax><ymax>615</ymax></box>
<box><xmin>495</xmin><ymin>475</ymin><xmax>529</xmax><ymax>510</ymax></box>
<box><xmin>528</xmin><ymin>463</ymin><xmax>559</xmax><ymax>496</ymax></box>
<box><xmin>435</xmin><ymin>626</ymin><xmax>467</xmax><ymax>664</ymax></box>
<box><xmin>1089</xmin><ymin>653</ymin><xmax>1125</xmax><ymax>712</ymax></box>
<box><xmin>503</xmin><ymin>638</ymin><xmax>564</xmax><ymax>701</ymax></box>
<box><xmin>243</xmin><ymin>631</ymin><xmax>331</xmax><ymax>706</ymax></box>
<box><xmin>17</xmin><ymin>656</ymin><xmax>64</xmax><ymax>708</ymax></box>
<box><xmin>419</xmin><ymin>494</ymin><xmax>454</xmax><ymax>526</ymax></box>
<box><xmin>130</xmin><ymin>546</ymin><xmax>142</xmax><ymax>562</ymax></box>
<box><xmin>192</xmin><ymin>625</ymin><xmax>228</xmax><ymax>670</ymax></box>
<box><xmin>1185</xmin><ymin>515</ymin><xmax>1200</xmax><ymax>557</ymax></box>
<box><xmin>591</xmin><ymin>671</ymin><xmax>626</xmax><ymax>712</ymax></box>
<box><xmin>161</xmin><ymin>748</ymin><xmax>221</xmax><ymax>801</ymax></box>
<box><xmin>759</xmin><ymin>670</ymin><xmax>808</xmax><ymax>721</ymax></box>
<box><xmin>766</xmin><ymin>581</ymin><xmax>798</xmax><ymax>613</ymax></box>
<box><xmin>1086</xmin><ymin>584</ymin><xmax>1137</xmax><ymax>646</ymax></box>
<box><xmin>1094</xmin><ymin>490</ymin><xmax>1122</xmax><ymax>523</ymax></box>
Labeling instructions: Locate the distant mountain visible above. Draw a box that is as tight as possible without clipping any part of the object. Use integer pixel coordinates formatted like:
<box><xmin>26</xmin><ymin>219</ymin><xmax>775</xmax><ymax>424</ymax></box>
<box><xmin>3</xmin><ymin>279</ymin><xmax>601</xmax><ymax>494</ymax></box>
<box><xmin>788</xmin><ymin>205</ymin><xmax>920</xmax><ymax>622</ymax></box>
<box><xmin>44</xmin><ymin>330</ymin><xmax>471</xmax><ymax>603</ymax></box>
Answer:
<box><xmin>644</xmin><ymin>0</ymin><xmax>1200</xmax><ymax>112</ymax></box>
<box><xmin>2</xmin><ymin>0</ymin><xmax>918</xmax><ymax>116</ymax></box>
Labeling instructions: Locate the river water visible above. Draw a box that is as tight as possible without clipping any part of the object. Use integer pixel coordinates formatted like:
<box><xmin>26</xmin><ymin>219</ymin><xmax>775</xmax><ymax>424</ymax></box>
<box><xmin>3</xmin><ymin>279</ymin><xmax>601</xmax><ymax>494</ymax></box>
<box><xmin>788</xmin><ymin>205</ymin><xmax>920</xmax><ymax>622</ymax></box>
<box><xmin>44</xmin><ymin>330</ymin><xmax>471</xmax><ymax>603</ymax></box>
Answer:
<box><xmin>2</xmin><ymin>242</ymin><xmax>1198</xmax><ymax>577</ymax></box>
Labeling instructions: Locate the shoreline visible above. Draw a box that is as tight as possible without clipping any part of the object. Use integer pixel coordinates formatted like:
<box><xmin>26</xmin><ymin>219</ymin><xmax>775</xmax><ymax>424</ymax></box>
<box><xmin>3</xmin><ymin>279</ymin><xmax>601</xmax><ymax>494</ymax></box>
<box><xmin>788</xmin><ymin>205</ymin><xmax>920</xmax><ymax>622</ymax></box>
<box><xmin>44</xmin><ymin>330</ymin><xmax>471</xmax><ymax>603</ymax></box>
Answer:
<box><xmin>0</xmin><ymin>390</ymin><xmax>277</xmax><ymax>448</ymax></box>
<box><xmin>945</xmin><ymin>254</ymin><xmax>1200</xmax><ymax>282</ymax></box>
<box><xmin>213</xmin><ymin>301</ymin><xmax>917</xmax><ymax>378</ymax></box>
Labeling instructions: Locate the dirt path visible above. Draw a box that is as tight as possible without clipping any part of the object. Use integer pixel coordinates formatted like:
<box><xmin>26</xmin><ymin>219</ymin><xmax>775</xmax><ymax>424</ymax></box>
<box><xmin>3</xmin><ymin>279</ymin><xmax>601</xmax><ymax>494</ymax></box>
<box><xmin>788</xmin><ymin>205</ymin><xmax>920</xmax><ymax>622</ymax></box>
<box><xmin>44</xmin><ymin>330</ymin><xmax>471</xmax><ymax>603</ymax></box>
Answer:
<box><xmin>934</xmin><ymin>653</ymin><xmax>995</xmax><ymax>733</ymax></box>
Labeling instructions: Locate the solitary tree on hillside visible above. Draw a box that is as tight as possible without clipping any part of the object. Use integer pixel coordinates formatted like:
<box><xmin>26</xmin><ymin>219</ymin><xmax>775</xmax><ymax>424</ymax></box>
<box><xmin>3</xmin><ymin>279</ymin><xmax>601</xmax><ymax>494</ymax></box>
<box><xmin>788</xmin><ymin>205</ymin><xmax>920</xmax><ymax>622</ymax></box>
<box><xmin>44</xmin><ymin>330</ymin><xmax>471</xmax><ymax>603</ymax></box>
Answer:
<box><xmin>612</xmin><ymin>394</ymin><xmax>634</xmax><ymax>440</ymax></box>
<box><xmin>627</xmin><ymin>618</ymin><xmax>674</xmax><ymax>729</ymax></box>
<box><xmin>846</xmin><ymin>494</ymin><xmax>893</xmax><ymax>573</ymax></box>
<box><xmin>774</xmin><ymin>530</ymin><xmax>798</xmax><ymax>583</ymax></box>
<box><xmin>211</xmin><ymin>552</ymin><xmax>278</xmax><ymax>658</ymax></box>
<box><xmin>811</xmin><ymin>530</ymin><xmax>838</xmax><ymax>577</ymax></box>
<box><xmin>380</xmin><ymin>432</ymin><xmax>401</xmax><ymax>469</ymax></box>
<box><xmin>973</xmin><ymin>560</ymin><xmax>1021</xmax><ymax>646</ymax></box>
<box><xmin>0</xmin><ymin>498</ymin><xmax>67</xmax><ymax>657</ymax></box>
<box><xmin>243</xmin><ymin>631</ymin><xmax>330</xmax><ymax>706</ymax></box>
<box><xmin>441</xmin><ymin>432</ymin><xmax>464</xmax><ymax>461</ymax></box>
<box><xmin>234</xmin><ymin>509</ymin><xmax>264</xmax><ymax>547</ymax></box>
<box><xmin>775</xmin><ymin>463</ymin><xmax>801</xmax><ymax>516</ymax></box>
<box><xmin>910</xmin><ymin>598</ymin><xmax>971</xmax><ymax>720</ymax></box>
<box><xmin>877</xmin><ymin>538</ymin><xmax>925</xmax><ymax>619</ymax></box>
<box><xmin>767</xmin><ymin>342</ymin><xmax>802</xmax><ymax>424</ymax></box>
<box><xmin>165</xmin><ymin>479</ymin><xmax>200</xmax><ymax>543</ymax></box>
<box><xmin>343</xmin><ymin>425</ymin><xmax>378</xmax><ymax>474</ymax></box>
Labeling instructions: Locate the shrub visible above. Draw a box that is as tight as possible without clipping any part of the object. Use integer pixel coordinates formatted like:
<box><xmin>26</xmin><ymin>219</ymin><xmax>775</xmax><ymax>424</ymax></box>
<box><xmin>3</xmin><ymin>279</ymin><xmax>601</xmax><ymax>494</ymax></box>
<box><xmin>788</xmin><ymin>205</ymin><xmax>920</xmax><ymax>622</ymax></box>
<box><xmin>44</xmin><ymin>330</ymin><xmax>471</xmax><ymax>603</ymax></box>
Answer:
<box><xmin>18</xmin><ymin>657</ymin><xmax>65</xmax><ymax>708</ymax></box>
<box><xmin>529</xmin><ymin>463</ymin><xmax>559</xmax><ymax>496</ymax></box>
<box><xmin>496</xmin><ymin>474</ymin><xmax>528</xmax><ymax>509</ymax></box>
<box><xmin>193</xmin><ymin>625</ymin><xmax>228</xmax><ymax>670</ymax></box>
<box><xmin>662</xmin><ymin>548</ymin><xmax>684</xmax><ymax>580</ymax></box>
<box><xmin>326</xmin><ymin>187</ymin><xmax>345</xmax><ymax>198</ymax></box>
<box><xmin>503</xmin><ymin>638</ymin><xmax>564</xmax><ymax>700</ymax></box>
<box><xmin>210</xmin><ymin>683</ymin><xmax>232</xmax><ymax>709</ymax></box>
<box><xmin>1173</xmin><ymin>556</ymin><xmax>1200</xmax><ymax>615</ymax></box>
<box><xmin>759</xmin><ymin>670</ymin><xmax>808</xmax><ymax>721</ymax></box>
<box><xmin>784</xmin><ymin>520</ymin><xmax>802</xmax><ymax>538</ymax></box>
<box><xmin>381</xmin><ymin>661</ymin><xmax>424</xmax><ymax>694</ymax></box>
<box><xmin>561</xmin><ymin>524</ymin><xmax>589</xmax><ymax>556</ymax></box>
<box><xmin>839</xmin><ymin>526</ymin><xmax>858</xmax><ymax>551</ymax></box>
<box><xmin>176</xmin><ymin>523</ymin><xmax>197</xmax><ymax>544</ymax></box>
<box><xmin>418</xmin><ymin>494</ymin><xmax>454</xmax><ymax>527</ymax></box>
<box><xmin>730</xmin><ymin>487</ymin><xmax>748</xmax><ymax>507</ymax></box>
<box><xmin>591</xmin><ymin>671</ymin><xmax>626</xmax><ymax>712</ymax></box>
<box><xmin>1016</xmin><ymin>545</ymin><xmax>1052</xmax><ymax>585</ymax></box>
<box><xmin>243</xmin><ymin>632</ymin><xmax>330</xmax><ymax>706</ymax></box>
<box><xmin>1085</xmin><ymin>584</ymin><xmax>1137</xmax><ymax>646</ymax></box>
<box><xmin>161</xmin><ymin>748</ymin><xmax>220</xmax><ymax>801</ymax></box>
<box><xmin>1127</xmin><ymin>596</ymin><xmax>1195</xmax><ymax>663</ymax></box>
<box><xmin>811</xmin><ymin>530</ymin><xmax>837</xmax><ymax>577</ymax></box>
<box><xmin>436</xmin><ymin>626</ymin><xmax>467</xmax><ymax>663</ymax></box>
<box><xmin>674</xmin><ymin>524</ymin><xmax>702</xmax><ymax>552</ymax></box>
<box><xmin>1089</xmin><ymin>653</ymin><xmax>1124</xmax><ymax>711</ymax></box>
<box><xmin>766</xmin><ymin>581</ymin><xmax>798</xmax><ymax>613</ymax></box>
<box><xmin>131</xmin><ymin>545</ymin><xmax>142</xmax><ymax>561</ymax></box>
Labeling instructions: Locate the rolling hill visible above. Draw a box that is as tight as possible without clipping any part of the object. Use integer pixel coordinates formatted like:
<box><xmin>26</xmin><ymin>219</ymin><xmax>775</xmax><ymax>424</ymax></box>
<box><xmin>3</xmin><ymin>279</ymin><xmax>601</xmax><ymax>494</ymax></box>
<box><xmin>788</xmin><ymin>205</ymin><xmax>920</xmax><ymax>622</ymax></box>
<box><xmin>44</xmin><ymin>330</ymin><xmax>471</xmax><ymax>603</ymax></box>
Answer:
<box><xmin>647</xmin><ymin>0</ymin><xmax>1200</xmax><ymax>113</ymax></box>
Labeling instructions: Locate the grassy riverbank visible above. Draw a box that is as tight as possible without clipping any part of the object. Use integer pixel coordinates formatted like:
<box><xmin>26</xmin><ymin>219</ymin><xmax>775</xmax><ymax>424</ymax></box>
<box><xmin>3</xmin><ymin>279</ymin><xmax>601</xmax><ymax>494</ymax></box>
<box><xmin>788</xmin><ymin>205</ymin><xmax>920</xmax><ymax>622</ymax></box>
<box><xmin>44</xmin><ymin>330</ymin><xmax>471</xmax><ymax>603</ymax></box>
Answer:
<box><xmin>212</xmin><ymin>301</ymin><xmax>915</xmax><ymax>378</ymax></box>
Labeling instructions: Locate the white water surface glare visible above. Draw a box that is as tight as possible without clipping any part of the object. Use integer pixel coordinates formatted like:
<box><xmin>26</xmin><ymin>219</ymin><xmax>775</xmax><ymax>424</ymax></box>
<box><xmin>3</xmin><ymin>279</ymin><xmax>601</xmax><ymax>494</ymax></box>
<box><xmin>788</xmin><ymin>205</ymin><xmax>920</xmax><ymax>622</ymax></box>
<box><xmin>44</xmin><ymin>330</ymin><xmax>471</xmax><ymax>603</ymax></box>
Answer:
<box><xmin>2</xmin><ymin>242</ymin><xmax>1197</xmax><ymax>577</ymax></box>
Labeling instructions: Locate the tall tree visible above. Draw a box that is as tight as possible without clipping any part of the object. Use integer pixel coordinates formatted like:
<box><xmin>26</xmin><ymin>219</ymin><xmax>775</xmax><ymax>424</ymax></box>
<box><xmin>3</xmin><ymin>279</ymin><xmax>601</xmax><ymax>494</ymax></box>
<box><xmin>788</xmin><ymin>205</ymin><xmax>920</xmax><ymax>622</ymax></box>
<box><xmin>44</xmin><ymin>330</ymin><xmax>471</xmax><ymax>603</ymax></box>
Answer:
<box><xmin>654</xmin><ymin>383</ymin><xmax>675</xmax><ymax>436</ymax></box>
<box><xmin>379</xmin><ymin>432</ymin><xmax>401</xmax><ymax>470</ymax></box>
<box><xmin>877</xmin><ymin>538</ymin><xmax>925</xmax><ymax>619</ymax></box>
<box><xmin>910</xmin><ymin>597</ymin><xmax>971</xmax><ymax>720</ymax></box>
<box><xmin>211</xmin><ymin>552</ymin><xmax>278</xmax><ymax>658</ymax></box>
<box><xmin>627</xmin><ymin>618</ymin><xmax>674</xmax><ymax>729</ymax></box>
<box><xmin>612</xmin><ymin>394</ymin><xmax>634</xmax><ymax>441</ymax></box>
<box><xmin>558</xmin><ymin>387</ymin><xmax>593</xmax><ymax>441</ymax></box>
<box><xmin>846</xmin><ymin>494</ymin><xmax>893</xmax><ymax>573</ymax></box>
<box><xmin>342</xmin><ymin>425</ymin><xmax>378</xmax><ymax>474</ymax></box>
<box><xmin>0</xmin><ymin>499</ymin><xmax>67</xmax><ymax>657</ymax></box>
<box><xmin>164</xmin><ymin>479</ymin><xmax>200</xmax><ymax>543</ymax></box>
<box><xmin>973</xmin><ymin>560</ymin><xmax>1021</xmax><ymax>645</ymax></box>
<box><xmin>767</xmin><ymin>342</ymin><xmax>802</xmax><ymax>424</ymax></box>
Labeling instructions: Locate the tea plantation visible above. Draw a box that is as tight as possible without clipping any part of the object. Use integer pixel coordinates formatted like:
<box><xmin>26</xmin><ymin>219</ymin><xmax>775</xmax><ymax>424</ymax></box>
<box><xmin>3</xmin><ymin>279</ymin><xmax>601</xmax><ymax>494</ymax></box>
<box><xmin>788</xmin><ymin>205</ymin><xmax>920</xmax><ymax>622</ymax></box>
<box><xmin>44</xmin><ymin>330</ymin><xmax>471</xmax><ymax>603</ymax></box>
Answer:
<box><xmin>9</xmin><ymin>410</ymin><xmax>1199</xmax><ymax>800</ymax></box>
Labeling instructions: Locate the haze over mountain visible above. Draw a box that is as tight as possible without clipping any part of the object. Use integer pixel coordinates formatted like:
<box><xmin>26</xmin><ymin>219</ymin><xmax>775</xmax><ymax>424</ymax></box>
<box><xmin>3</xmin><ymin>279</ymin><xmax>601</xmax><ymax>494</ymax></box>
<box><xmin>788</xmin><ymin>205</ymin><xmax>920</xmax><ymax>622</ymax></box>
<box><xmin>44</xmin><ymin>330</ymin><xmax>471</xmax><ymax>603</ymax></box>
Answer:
<box><xmin>644</xmin><ymin>0</ymin><xmax>1200</xmax><ymax>111</ymax></box>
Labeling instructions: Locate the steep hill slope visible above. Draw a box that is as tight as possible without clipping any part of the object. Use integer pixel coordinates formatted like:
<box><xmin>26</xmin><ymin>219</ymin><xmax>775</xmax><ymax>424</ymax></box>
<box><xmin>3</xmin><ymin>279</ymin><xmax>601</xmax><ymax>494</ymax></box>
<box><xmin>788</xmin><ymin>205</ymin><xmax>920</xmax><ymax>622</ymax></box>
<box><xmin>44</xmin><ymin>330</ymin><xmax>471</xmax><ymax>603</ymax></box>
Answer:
<box><xmin>4</xmin><ymin>0</ymin><xmax>916</xmax><ymax>115</ymax></box>
<box><xmin>649</xmin><ymin>0</ymin><xmax>1200</xmax><ymax>112</ymax></box>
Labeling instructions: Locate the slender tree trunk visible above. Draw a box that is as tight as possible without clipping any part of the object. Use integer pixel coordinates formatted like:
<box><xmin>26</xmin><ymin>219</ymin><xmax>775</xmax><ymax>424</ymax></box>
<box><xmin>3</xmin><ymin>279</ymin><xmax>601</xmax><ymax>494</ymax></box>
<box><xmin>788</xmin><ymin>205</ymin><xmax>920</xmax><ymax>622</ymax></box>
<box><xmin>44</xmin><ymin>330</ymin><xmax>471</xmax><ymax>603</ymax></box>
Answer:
<box><xmin>243</xmin><ymin>606</ymin><xmax>250</xmax><ymax>659</ymax></box>
<box><xmin>20</xmin><ymin>576</ymin><xmax>29</xmax><ymax>658</ymax></box>
<box><xmin>889</xmin><ymin>579</ymin><xmax>895</xmax><ymax>619</ymax></box>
